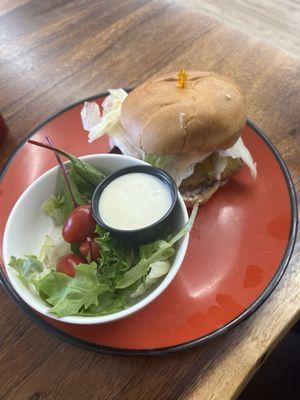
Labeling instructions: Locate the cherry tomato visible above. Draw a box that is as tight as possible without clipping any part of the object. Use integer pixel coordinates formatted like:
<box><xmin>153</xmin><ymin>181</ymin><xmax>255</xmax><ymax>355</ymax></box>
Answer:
<box><xmin>62</xmin><ymin>205</ymin><xmax>96</xmax><ymax>243</ymax></box>
<box><xmin>79</xmin><ymin>239</ymin><xmax>100</xmax><ymax>261</ymax></box>
<box><xmin>56</xmin><ymin>254</ymin><xmax>85</xmax><ymax>277</ymax></box>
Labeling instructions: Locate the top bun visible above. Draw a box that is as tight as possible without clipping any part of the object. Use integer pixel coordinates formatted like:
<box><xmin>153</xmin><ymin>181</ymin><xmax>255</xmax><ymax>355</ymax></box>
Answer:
<box><xmin>120</xmin><ymin>71</ymin><xmax>247</xmax><ymax>155</ymax></box>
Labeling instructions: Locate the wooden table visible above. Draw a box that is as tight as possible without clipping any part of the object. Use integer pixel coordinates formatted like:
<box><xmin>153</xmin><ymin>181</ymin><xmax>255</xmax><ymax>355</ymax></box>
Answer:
<box><xmin>0</xmin><ymin>1</ymin><xmax>299</xmax><ymax>399</ymax></box>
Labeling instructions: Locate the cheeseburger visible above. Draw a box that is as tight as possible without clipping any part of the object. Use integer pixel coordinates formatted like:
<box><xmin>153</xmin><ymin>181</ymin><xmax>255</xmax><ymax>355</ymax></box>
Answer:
<box><xmin>81</xmin><ymin>71</ymin><xmax>257</xmax><ymax>206</ymax></box>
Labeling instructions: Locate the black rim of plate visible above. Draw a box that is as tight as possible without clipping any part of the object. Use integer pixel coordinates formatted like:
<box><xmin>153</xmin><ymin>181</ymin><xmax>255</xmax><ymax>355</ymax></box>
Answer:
<box><xmin>0</xmin><ymin>92</ymin><xmax>298</xmax><ymax>357</ymax></box>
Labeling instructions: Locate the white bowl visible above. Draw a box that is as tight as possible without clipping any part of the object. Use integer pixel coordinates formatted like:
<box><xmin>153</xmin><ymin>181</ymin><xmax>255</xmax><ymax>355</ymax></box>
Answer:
<box><xmin>3</xmin><ymin>154</ymin><xmax>189</xmax><ymax>324</ymax></box>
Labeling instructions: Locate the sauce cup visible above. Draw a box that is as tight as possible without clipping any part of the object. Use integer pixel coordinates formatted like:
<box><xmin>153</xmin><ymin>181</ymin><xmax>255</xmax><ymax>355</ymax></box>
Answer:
<box><xmin>91</xmin><ymin>165</ymin><xmax>178</xmax><ymax>243</ymax></box>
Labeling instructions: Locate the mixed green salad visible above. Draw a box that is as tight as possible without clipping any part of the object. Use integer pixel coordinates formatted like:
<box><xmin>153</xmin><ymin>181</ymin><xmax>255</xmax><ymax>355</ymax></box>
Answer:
<box><xmin>9</xmin><ymin>138</ymin><xmax>197</xmax><ymax>318</ymax></box>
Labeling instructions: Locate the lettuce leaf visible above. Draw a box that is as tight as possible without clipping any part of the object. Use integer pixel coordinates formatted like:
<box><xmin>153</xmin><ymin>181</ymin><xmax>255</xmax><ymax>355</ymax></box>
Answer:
<box><xmin>95</xmin><ymin>225</ymin><xmax>134</xmax><ymax>281</ymax></box>
<box><xmin>81</xmin><ymin>89</ymin><xmax>128</xmax><ymax>143</ymax></box>
<box><xmin>143</xmin><ymin>154</ymin><xmax>175</xmax><ymax>170</ymax></box>
<box><xmin>43</xmin><ymin>195</ymin><xmax>65</xmax><ymax>226</ymax></box>
<box><xmin>115</xmin><ymin>240</ymin><xmax>174</xmax><ymax>289</ymax></box>
<box><xmin>39</xmin><ymin>235</ymin><xmax>55</xmax><ymax>265</ymax></box>
<box><xmin>218</xmin><ymin>138</ymin><xmax>257</xmax><ymax>179</ymax></box>
<box><xmin>109</xmin><ymin>131</ymin><xmax>144</xmax><ymax>159</ymax></box>
<box><xmin>169</xmin><ymin>204</ymin><xmax>198</xmax><ymax>245</ymax></box>
<box><xmin>130</xmin><ymin>260</ymin><xmax>170</xmax><ymax>298</ymax></box>
<box><xmin>79</xmin><ymin>292</ymin><xmax>126</xmax><ymax>316</ymax></box>
<box><xmin>115</xmin><ymin>206</ymin><xmax>197</xmax><ymax>289</ymax></box>
<box><xmin>10</xmin><ymin>205</ymin><xmax>198</xmax><ymax>318</ymax></box>
<box><xmin>43</xmin><ymin>154</ymin><xmax>105</xmax><ymax>225</ymax></box>
<box><xmin>9</xmin><ymin>255</ymin><xmax>43</xmax><ymax>285</ymax></box>
<box><xmin>35</xmin><ymin>263</ymin><xmax>109</xmax><ymax>317</ymax></box>
<box><xmin>143</xmin><ymin>153</ymin><xmax>211</xmax><ymax>187</ymax></box>
<box><xmin>39</xmin><ymin>230</ymin><xmax>70</xmax><ymax>270</ymax></box>
<box><xmin>69</xmin><ymin>164</ymin><xmax>95</xmax><ymax>200</ymax></box>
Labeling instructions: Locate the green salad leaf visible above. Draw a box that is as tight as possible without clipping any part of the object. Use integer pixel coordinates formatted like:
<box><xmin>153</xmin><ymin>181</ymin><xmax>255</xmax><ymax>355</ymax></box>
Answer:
<box><xmin>43</xmin><ymin>150</ymin><xmax>106</xmax><ymax>225</ymax></box>
<box><xmin>115</xmin><ymin>205</ymin><xmax>198</xmax><ymax>290</ymax></box>
<box><xmin>9</xmin><ymin>255</ymin><xmax>43</xmax><ymax>285</ymax></box>
<box><xmin>115</xmin><ymin>240</ymin><xmax>174</xmax><ymax>289</ymax></box>
<box><xmin>58</xmin><ymin>169</ymin><xmax>86</xmax><ymax>211</ymax></box>
<box><xmin>63</xmin><ymin>152</ymin><xmax>105</xmax><ymax>187</ymax></box>
<box><xmin>70</xmin><ymin>164</ymin><xmax>95</xmax><ymax>200</ymax></box>
<box><xmin>9</xmin><ymin>205</ymin><xmax>198</xmax><ymax>317</ymax></box>
<box><xmin>39</xmin><ymin>235</ymin><xmax>55</xmax><ymax>264</ymax></box>
<box><xmin>43</xmin><ymin>195</ymin><xmax>65</xmax><ymax>226</ymax></box>
<box><xmin>95</xmin><ymin>225</ymin><xmax>134</xmax><ymax>281</ymax></box>
<box><xmin>28</xmin><ymin>140</ymin><xmax>105</xmax><ymax>188</ymax></box>
<box><xmin>44</xmin><ymin>166</ymin><xmax>92</xmax><ymax>224</ymax></box>
<box><xmin>60</xmin><ymin>182</ymin><xmax>73</xmax><ymax>220</ymax></box>
<box><xmin>35</xmin><ymin>263</ymin><xmax>109</xmax><ymax>317</ymax></box>
<box><xmin>130</xmin><ymin>260</ymin><xmax>170</xmax><ymax>298</ymax></box>
<box><xmin>169</xmin><ymin>204</ymin><xmax>198</xmax><ymax>245</ymax></box>
<box><xmin>143</xmin><ymin>154</ymin><xmax>175</xmax><ymax>170</ymax></box>
<box><xmin>79</xmin><ymin>292</ymin><xmax>126</xmax><ymax>316</ymax></box>
<box><xmin>39</xmin><ymin>232</ymin><xmax>71</xmax><ymax>270</ymax></box>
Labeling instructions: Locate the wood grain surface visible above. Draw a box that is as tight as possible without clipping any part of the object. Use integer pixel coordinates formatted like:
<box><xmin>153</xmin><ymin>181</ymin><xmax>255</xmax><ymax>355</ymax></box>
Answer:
<box><xmin>0</xmin><ymin>1</ymin><xmax>299</xmax><ymax>399</ymax></box>
<box><xmin>183</xmin><ymin>0</ymin><xmax>300</xmax><ymax>58</ymax></box>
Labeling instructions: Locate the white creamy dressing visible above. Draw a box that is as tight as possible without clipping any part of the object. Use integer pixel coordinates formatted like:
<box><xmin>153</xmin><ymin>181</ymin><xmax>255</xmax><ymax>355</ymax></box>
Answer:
<box><xmin>99</xmin><ymin>173</ymin><xmax>172</xmax><ymax>230</ymax></box>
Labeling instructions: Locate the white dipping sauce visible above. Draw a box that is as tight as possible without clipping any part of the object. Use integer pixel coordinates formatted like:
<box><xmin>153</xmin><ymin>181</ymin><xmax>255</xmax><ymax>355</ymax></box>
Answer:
<box><xmin>99</xmin><ymin>172</ymin><xmax>172</xmax><ymax>230</ymax></box>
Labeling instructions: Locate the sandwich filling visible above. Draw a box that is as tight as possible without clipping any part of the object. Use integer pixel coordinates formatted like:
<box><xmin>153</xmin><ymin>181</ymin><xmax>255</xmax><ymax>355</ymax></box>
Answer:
<box><xmin>81</xmin><ymin>89</ymin><xmax>257</xmax><ymax>188</ymax></box>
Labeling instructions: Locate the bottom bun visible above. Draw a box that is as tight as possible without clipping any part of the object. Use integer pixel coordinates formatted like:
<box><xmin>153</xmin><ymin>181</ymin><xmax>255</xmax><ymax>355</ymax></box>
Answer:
<box><xmin>180</xmin><ymin>180</ymin><xmax>227</xmax><ymax>208</ymax></box>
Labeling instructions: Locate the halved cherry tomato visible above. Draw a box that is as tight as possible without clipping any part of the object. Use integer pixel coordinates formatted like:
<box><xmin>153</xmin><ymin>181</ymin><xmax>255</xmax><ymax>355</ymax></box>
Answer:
<box><xmin>56</xmin><ymin>254</ymin><xmax>85</xmax><ymax>277</ymax></box>
<box><xmin>62</xmin><ymin>205</ymin><xmax>96</xmax><ymax>243</ymax></box>
<box><xmin>79</xmin><ymin>239</ymin><xmax>100</xmax><ymax>261</ymax></box>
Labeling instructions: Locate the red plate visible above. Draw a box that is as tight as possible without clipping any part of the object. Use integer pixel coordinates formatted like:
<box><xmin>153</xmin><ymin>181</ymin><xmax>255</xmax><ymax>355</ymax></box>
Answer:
<box><xmin>0</xmin><ymin>94</ymin><xmax>297</xmax><ymax>355</ymax></box>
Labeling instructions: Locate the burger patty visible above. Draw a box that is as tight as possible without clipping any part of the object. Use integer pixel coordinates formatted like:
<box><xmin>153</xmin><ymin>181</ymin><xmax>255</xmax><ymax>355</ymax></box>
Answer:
<box><xmin>179</xmin><ymin>156</ymin><xmax>242</xmax><ymax>207</ymax></box>
<box><xmin>180</xmin><ymin>155</ymin><xmax>242</xmax><ymax>189</ymax></box>
<box><xmin>180</xmin><ymin>180</ymin><xmax>227</xmax><ymax>207</ymax></box>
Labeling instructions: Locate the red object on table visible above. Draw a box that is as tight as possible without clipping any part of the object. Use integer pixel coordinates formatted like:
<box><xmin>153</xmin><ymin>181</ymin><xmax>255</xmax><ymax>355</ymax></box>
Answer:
<box><xmin>0</xmin><ymin>113</ymin><xmax>8</xmax><ymax>143</ymax></box>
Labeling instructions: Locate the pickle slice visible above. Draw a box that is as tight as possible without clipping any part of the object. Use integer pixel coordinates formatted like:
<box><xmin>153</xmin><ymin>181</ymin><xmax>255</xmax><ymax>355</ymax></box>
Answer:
<box><xmin>221</xmin><ymin>157</ymin><xmax>242</xmax><ymax>180</ymax></box>
<box><xmin>181</xmin><ymin>154</ymin><xmax>242</xmax><ymax>189</ymax></box>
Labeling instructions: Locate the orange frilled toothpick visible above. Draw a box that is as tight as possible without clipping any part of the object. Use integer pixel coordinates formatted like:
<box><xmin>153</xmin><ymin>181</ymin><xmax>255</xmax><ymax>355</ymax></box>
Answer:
<box><xmin>177</xmin><ymin>68</ymin><xmax>187</xmax><ymax>88</ymax></box>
